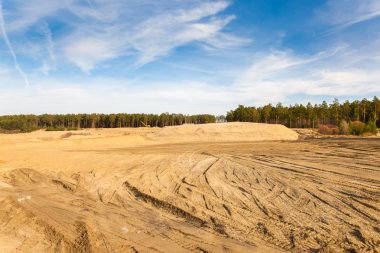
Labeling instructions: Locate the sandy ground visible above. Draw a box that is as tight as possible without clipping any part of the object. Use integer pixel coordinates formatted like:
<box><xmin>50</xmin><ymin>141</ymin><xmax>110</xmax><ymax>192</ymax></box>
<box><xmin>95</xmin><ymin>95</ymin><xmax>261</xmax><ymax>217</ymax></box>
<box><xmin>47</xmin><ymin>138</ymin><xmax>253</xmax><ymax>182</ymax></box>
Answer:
<box><xmin>0</xmin><ymin>123</ymin><xmax>379</xmax><ymax>252</ymax></box>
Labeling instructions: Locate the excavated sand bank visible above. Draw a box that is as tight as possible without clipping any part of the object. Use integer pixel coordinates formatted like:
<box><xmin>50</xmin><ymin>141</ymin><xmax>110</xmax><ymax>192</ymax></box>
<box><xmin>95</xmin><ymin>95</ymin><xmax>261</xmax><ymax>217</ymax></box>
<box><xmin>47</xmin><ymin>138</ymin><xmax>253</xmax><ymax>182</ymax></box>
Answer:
<box><xmin>150</xmin><ymin>122</ymin><xmax>299</xmax><ymax>143</ymax></box>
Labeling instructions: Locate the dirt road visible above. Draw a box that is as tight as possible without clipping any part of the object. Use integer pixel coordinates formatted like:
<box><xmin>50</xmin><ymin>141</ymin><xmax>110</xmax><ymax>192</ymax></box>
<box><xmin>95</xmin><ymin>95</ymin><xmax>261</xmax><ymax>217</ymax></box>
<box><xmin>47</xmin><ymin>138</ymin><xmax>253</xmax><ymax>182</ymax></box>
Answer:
<box><xmin>0</xmin><ymin>125</ymin><xmax>379</xmax><ymax>252</ymax></box>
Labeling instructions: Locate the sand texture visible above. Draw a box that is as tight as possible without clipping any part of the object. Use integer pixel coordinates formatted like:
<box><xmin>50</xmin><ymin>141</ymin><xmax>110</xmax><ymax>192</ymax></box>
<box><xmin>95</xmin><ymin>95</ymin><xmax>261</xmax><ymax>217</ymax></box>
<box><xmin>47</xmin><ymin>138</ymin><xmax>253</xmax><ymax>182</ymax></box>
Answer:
<box><xmin>0</xmin><ymin>123</ymin><xmax>379</xmax><ymax>252</ymax></box>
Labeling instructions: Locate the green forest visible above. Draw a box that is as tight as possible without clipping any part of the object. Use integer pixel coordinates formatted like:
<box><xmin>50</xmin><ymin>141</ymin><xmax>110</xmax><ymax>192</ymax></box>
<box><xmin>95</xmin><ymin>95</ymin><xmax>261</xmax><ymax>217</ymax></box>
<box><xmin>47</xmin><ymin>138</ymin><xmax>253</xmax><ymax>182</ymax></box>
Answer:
<box><xmin>0</xmin><ymin>97</ymin><xmax>379</xmax><ymax>135</ymax></box>
<box><xmin>227</xmin><ymin>97</ymin><xmax>379</xmax><ymax>126</ymax></box>
<box><xmin>225</xmin><ymin>97</ymin><xmax>380</xmax><ymax>135</ymax></box>
<box><xmin>0</xmin><ymin>113</ymin><xmax>216</xmax><ymax>133</ymax></box>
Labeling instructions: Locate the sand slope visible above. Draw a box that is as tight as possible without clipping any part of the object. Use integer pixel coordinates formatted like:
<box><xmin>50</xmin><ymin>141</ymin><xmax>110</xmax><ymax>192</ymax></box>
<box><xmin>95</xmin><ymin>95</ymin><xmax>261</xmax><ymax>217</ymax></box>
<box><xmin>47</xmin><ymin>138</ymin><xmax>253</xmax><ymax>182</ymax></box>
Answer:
<box><xmin>150</xmin><ymin>122</ymin><xmax>299</xmax><ymax>143</ymax></box>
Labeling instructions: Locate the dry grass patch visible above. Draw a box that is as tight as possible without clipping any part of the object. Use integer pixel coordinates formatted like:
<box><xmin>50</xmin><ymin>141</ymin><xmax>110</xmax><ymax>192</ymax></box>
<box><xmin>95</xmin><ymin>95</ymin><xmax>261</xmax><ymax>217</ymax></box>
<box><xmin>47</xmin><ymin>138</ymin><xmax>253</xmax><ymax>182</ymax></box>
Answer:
<box><xmin>61</xmin><ymin>132</ymin><xmax>91</xmax><ymax>139</ymax></box>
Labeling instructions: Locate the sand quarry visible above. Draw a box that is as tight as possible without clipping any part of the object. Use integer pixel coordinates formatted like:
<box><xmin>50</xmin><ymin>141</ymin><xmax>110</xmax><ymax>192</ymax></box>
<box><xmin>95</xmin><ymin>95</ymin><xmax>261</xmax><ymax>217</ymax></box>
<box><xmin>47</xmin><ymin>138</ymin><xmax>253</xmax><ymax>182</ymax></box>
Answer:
<box><xmin>0</xmin><ymin>122</ymin><xmax>379</xmax><ymax>253</ymax></box>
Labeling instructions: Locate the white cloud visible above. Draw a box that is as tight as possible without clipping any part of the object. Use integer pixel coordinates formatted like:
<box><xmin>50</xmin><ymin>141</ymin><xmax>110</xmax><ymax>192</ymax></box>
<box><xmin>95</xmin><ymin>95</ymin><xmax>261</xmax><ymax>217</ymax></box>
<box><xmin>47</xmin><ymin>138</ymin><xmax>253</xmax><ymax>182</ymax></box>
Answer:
<box><xmin>234</xmin><ymin>45</ymin><xmax>380</xmax><ymax>105</ymax></box>
<box><xmin>0</xmin><ymin>77</ymin><xmax>235</xmax><ymax>115</ymax></box>
<box><xmin>38</xmin><ymin>62</ymin><xmax>54</xmax><ymax>76</ymax></box>
<box><xmin>63</xmin><ymin>37</ymin><xmax>122</xmax><ymax>73</ymax></box>
<box><xmin>4</xmin><ymin>1</ymin><xmax>68</xmax><ymax>32</ymax></box>
<box><xmin>235</xmin><ymin>48</ymin><xmax>341</xmax><ymax>90</ymax></box>
<box><xmin>0</xmin><ymin>65</ymin><xmax>10</xmax><ymax>75</ymax></box>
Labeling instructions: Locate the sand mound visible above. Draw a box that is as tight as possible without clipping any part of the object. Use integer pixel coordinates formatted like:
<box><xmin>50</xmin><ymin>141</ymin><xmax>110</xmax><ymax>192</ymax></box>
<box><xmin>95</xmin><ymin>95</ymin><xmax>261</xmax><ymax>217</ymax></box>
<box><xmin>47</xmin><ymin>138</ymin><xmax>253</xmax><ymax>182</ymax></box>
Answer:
<box><xmin>150</xmin><ymin>122</ymin><xmax>299</xmax><ymax>143</ymax></box>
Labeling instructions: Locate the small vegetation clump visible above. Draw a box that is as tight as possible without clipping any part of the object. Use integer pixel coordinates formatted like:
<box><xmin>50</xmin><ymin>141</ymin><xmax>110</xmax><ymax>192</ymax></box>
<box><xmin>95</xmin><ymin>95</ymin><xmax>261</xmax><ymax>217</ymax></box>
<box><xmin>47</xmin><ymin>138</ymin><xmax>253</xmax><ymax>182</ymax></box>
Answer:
<box><xmin>60</xmin><ymin>132</ymin><xmax>90</xmax><ymax>138</ymax></box>
<box><xmin>46</xmin><ymin>126</ymin><xmax>78</xmax><ymax>131</ymax></box>
<box><xmin>349</xmin><ymin>121</ymin><xmax>366</xmax><ymax>136</ymax></box>
<box><xmin>364</xmin><ymin>120</ymin><xmax>378</xmax><ymax>135</ymax></box>
<box><xmin>338</xmin><ymin>120</ymin><xmax>350</xmax><ymax>135</ymax></box>
<box><xmin>318</xmin><ymin>120</ymin><xmax>378</xmax><ymax>136</ymax></box>
<box><xmin>318</xmin><ymin>124</ymin><xmax>340</xmax><ymax>135</ymax></box>
<box><xmin>46</xmin><ymin>126</ymin><xmax>66</xmax><ymax>131</ymax></box>
<box><xmin>61</xmin><ymin>132</ymin><xmax>73</xmax><ymax>138</ymax></box>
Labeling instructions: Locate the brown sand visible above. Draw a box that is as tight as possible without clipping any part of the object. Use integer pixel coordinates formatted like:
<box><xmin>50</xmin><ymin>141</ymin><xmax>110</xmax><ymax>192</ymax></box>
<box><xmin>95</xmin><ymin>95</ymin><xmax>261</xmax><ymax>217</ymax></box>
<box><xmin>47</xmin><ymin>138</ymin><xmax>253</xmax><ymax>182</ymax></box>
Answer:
<box><xmin>0</xmin><ymin>123</ymin><xmax>379</xmax><ymax>252</ymax></box>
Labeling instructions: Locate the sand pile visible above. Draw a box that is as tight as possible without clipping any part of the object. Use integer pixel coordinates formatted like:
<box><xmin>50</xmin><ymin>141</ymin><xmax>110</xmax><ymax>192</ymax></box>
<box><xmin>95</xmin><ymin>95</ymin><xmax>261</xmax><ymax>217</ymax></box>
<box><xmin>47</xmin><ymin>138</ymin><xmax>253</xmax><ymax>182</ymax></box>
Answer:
<box><xmin>150</xmin><ymin>122</ymin><xmax>299</xmax><ymax>143</ymax></box>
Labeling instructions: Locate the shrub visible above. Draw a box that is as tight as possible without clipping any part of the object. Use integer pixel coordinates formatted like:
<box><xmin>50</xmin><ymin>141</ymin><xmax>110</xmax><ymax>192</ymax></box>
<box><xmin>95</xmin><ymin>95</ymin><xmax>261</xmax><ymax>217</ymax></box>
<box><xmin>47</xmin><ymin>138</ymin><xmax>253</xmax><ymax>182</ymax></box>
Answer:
<box><xmin>46</xmin><ymin>126</ymin><xmax>65</xmax><ymax>131</ymax></box>
<box><xmin>339</xmin><ymin>120</ymin><xmax>350</xmax><ymax>135</ymax></box>
<box><xmin>364</xmin><ymin>120</ymin><xmax>378</xmax><ymax>135</ymax></box>
<box><xmin>318</xmin><ymin>124</ymin><xmax>340</xmax><ymax>135</ymax></box>
<box><xmin>349</xmin><ymin>121</ymin><xmax>366</xmax><ymax>135</ymax></box>
<box><xmin>20</xmin><ymin>126</ymin><xmax>40</xmax><ymax>133</ymax></box>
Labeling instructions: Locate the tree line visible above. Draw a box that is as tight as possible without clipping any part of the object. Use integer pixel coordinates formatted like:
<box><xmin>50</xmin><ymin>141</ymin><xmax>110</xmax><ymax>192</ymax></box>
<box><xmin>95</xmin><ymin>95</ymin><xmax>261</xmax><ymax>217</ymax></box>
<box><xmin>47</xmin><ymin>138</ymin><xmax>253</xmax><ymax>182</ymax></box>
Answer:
<box><xmin>0</xmin><ymin>113</ymin><xmax>216</xmax><ymax>132</ymax></box>
<box><xmin>226</xmin><ymin>97</ymin><xmax>380</xmax><ymax>129</ymax></box>
<box><xmin>1</xmin><ymin>97</ymin><xmax>379</xmax><ymax>133</ymax></box>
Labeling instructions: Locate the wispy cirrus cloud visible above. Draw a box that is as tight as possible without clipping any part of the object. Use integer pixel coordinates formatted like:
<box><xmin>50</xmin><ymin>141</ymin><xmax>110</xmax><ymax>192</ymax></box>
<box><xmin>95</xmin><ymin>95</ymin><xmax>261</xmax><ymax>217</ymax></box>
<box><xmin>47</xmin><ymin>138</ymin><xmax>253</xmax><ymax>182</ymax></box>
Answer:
<box><xmin>316</xmin><ymin>0</ymin><xmax>380</xmax><ymax>29</ymax></box>
<box><xmin>2</xmin><ymin>0</ymin><xmax>247</xmax><ymax>73</ymax></box>
<box><xmin>0</xmin><ymin>0</ymin><xmax>29</xmax><ymax>87</ymax></box>
<box><xmin>63</xmin><ymin>1</ymin><xmax>246</xmax><ymax>71</ymax></box>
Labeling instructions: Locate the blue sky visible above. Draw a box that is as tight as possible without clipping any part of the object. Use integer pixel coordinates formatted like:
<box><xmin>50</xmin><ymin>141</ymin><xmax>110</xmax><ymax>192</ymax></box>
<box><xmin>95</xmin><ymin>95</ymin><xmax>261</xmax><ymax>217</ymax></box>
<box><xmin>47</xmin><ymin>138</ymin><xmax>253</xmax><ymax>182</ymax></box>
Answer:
<box><xmin>0</xmin><ymin>0</ymin><xmax>380</xmax><ymax>115</ymax></box>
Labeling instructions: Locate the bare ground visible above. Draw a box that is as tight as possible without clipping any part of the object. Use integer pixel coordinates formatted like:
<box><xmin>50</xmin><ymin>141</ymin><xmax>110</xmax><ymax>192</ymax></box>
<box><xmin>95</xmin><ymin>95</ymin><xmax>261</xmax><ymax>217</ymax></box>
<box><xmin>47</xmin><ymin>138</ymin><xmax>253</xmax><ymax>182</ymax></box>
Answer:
<box><xmin>0</xmin><ymin>124</ymin><xmax>379</xmax><ymax>252</ymax></box>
